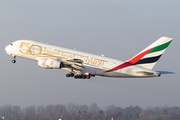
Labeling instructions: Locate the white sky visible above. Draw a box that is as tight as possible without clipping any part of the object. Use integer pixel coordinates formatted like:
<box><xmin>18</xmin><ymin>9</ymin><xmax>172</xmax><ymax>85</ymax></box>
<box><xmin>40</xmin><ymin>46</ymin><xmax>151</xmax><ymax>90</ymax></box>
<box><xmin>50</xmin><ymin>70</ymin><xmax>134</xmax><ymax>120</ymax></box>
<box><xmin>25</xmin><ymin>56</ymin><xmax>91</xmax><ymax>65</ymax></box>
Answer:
<box><xmin>0</xmin><ymin>0</ymin><xmax>180</xmax><ymax>108</ymax></box>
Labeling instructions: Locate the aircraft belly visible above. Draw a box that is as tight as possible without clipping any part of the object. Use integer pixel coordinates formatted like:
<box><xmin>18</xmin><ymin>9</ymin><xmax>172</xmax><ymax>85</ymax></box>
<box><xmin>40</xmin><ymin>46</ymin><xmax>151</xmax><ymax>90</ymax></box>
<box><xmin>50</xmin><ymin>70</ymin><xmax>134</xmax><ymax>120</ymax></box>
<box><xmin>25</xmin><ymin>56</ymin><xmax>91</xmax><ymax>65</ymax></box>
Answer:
<box><xmin>82</xmin><ymin>66</ymin><xmax>96</xmax><ymax>75</ymax></box>
<box><xmin>95</xmin><ymin>69</ymin><xmax>127</xmax><ymax>77</ymax></box>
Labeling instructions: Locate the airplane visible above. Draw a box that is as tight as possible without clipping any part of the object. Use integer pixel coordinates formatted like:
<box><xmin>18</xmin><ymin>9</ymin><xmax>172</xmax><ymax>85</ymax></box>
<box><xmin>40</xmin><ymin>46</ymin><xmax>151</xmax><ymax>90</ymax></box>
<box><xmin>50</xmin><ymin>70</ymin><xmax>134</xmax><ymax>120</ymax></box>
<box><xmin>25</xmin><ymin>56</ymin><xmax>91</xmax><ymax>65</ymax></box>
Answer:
<box><xmin>5</xmin><ymin>37</ymin><xmax>173</xmax><ymax>79</ymax></box>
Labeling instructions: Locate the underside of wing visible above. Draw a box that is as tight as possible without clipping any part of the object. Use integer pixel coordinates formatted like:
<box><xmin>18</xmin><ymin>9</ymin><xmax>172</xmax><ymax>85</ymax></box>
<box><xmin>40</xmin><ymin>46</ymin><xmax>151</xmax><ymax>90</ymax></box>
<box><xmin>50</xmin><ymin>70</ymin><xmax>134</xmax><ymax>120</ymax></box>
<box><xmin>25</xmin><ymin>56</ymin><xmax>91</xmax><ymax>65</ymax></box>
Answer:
<box><xmin>66</xmin><ymin>59</ymin><xmax>83</xmax><ymax>63</ymax></box>
<box><xmin>57</xmin><ymin>58</ymin><xmax>85</xmax><ymax>70</ymax></box>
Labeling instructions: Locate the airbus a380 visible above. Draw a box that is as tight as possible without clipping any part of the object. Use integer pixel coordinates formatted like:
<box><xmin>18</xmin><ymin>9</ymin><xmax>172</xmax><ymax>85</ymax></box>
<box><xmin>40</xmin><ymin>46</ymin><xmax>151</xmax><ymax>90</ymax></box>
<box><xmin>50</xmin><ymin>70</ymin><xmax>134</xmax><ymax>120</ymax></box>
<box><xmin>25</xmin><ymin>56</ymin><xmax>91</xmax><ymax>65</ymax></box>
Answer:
<box><xmin>5</xmin><ymin>37</ymin><xmax>173</xmax><ymax>79</ymax></box>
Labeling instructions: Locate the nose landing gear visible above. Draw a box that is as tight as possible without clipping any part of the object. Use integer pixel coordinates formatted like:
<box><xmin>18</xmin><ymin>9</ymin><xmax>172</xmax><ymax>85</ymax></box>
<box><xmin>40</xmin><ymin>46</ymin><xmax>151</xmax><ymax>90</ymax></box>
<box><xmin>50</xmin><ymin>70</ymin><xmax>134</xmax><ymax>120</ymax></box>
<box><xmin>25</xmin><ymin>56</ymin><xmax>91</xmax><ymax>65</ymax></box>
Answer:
<box><xmin>12</xmin><ymin>56</ymin><xmax>16</xmax><ymax>63</ymax></box>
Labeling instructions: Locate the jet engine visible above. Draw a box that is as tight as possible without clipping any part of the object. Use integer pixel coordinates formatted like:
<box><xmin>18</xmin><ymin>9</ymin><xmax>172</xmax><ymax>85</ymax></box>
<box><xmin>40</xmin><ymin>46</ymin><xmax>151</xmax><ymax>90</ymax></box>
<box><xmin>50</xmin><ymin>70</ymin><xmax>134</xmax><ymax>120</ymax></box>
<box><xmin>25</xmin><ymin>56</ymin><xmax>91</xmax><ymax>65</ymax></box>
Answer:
<box><xmin>38</xmin><ymin>58</ymin><xmax>64</xmax><ymax>69</ymax></box>
<box><xmin>46</xmin><ymin>58</ymin><xmax>61</xmax><ymax>69</ymax></box>
<box><xmin>38</xmin><ymin>58</ymin><xmax>50</xmax><ymax>69</ymax></box>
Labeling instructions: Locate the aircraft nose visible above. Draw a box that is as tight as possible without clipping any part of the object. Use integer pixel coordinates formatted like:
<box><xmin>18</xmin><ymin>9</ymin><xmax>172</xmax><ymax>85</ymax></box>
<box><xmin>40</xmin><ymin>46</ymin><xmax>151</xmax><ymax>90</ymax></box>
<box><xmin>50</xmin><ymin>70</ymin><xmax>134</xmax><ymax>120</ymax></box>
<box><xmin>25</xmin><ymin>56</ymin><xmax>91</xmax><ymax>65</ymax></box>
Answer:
<box><xmin>5</xmin><ymin>45</ymin><xmax>11</xmax><ymax>54</ymax></box>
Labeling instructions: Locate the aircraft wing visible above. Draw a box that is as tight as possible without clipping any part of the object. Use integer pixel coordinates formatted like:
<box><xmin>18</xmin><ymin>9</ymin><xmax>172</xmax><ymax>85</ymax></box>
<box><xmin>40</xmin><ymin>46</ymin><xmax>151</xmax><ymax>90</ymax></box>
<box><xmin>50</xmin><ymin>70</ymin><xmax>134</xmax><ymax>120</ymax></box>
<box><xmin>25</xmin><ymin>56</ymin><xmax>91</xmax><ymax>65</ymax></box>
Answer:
<box><xmin>39</xmin><ymin>52</ymin><xmax>85</xmax><ymax>70</ymax></box>
<box><xmin>57</xmin><ymin>58</ymin><xmax>85</xmax><ymax>70</ymax></box>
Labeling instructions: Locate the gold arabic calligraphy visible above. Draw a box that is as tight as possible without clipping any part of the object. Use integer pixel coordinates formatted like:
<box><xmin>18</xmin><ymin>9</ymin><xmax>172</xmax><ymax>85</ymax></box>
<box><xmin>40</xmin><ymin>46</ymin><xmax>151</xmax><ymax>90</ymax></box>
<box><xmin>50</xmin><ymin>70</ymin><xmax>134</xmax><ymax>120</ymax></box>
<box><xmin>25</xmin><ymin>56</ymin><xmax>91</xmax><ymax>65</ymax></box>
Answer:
<box><xmin>19</xmin><ymin>42</ymin><xmax>105</xmax><ymax>67</ymax></box>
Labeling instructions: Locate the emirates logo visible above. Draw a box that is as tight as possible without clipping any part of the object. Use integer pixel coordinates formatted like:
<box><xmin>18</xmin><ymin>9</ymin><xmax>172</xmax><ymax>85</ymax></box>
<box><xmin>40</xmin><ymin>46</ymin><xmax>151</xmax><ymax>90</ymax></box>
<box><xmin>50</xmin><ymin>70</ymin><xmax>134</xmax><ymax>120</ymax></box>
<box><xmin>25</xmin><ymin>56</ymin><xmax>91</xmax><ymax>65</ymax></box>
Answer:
<box><xmin>50</xmin><ymin>61</ymin><xmax>54</xmax><ymax>66</ymax></box>
<box><xmin>42</xmin><ymin>61</ymin><xmax>45</xmax><ymax>66</ymax></box>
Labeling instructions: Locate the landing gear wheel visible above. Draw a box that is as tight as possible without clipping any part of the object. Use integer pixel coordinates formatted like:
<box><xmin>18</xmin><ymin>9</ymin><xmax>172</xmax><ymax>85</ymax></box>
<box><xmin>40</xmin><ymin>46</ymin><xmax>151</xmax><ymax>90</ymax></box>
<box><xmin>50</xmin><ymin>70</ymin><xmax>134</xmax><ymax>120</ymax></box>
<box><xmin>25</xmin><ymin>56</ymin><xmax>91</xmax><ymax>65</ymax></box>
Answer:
<box><xmin>74</xmin><ymin>75</ymin><xmax>91</xmax><ymax>79</ymax></box>
<box><xmin>70</xmin><ymin>74</ymin><xmax>74</xmax><ymax>77</ymax></box>
<box><xmin>66</xmin><ymin>74</ymin><xmax>70</xmax><ymax>77</ymax></box>
<box><xmin>82</xmin><ymin>75</ymin><xmax>86</xmax><ymax>79</ymax></box>
<box><xmin>66</xmin><ymin>74</ymin><xmax>74</xmax><ymax>78</ymax></box>
<box><xmin>12</xmin><ymin>56</ymin><xmax>16</xmax><ymax>63</ymax></box>
<box><xmin>74</xmin><ymin>75</ymin><xmax>78</xmax><ymax>79</ymax></box>
<box><xmin>12</xmin><ymin>60</ymin><xmax>16</xmax><ymax>63</ymax></box>
<box><xmin>78</xmin><ymin>75</ymin><xmax>82</xmax><ymax>79</ymax></box>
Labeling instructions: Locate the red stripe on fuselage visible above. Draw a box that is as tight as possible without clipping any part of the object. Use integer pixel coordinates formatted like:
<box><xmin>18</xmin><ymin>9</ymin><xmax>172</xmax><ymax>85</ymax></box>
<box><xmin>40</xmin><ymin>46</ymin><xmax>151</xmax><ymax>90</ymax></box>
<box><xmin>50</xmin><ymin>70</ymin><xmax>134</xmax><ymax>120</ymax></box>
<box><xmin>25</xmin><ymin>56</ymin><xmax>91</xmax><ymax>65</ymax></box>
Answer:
<box><xmin>105</xmin><ymin>47</ymin><xmax>154</xmax><ymax>73</ymax></box>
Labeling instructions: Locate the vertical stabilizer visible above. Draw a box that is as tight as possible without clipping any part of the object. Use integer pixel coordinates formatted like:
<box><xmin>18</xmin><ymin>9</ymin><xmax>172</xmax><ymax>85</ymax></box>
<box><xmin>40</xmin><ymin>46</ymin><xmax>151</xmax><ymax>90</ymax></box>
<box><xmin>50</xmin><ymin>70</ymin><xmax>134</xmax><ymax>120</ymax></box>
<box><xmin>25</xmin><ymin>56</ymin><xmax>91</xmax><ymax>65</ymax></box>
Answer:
<box><xmin>129</xmin><ymin>37</ymin><xmax>173</xmax><ymax>70</ymax></box>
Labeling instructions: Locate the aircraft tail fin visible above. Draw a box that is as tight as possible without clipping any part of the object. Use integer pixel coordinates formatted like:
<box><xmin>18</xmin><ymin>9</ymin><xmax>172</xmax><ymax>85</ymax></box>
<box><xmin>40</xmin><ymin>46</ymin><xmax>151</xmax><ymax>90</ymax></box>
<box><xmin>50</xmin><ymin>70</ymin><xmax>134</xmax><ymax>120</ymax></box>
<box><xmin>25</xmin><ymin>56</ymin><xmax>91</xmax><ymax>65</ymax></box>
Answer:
<box><xmin>128</xmin><ymin>37</ymin><xmax>173</xmax><ymax>70</ymax></box>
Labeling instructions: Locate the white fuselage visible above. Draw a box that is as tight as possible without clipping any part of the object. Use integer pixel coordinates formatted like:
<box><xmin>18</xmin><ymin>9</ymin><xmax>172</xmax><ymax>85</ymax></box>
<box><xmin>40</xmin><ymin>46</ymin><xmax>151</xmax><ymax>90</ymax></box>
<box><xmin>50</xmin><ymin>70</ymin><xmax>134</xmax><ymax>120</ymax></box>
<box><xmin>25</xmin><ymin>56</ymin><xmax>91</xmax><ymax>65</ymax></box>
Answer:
<box><xmin>5</xmin><ymin>40</ymin><xmax>160</xmax><ymax>78</ymax></box>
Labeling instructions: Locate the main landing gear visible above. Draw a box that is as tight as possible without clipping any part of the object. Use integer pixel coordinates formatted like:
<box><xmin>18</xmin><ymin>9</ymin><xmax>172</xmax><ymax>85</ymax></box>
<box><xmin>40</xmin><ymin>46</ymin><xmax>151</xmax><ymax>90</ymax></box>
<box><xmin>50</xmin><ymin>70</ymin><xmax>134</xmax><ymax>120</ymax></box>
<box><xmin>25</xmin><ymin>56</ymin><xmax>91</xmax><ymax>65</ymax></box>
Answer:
<box><xmin>74</xmin><ymin>75</ymin><xmax>90</xmax><ymax>79</ymax></box>
<box><xmin>66</xmin><ymin>74</ymin><xmax>91</xmax><ymax>79</ymax></box>
<box><xmin>66</xmin><ymin>74</ymin><xmax>74</xmax><ymax>77</ymax></box>
<box><xmin>12</xmin><ymin>56</ymin><xmax>16</xmax><ymax>63</ymax></box>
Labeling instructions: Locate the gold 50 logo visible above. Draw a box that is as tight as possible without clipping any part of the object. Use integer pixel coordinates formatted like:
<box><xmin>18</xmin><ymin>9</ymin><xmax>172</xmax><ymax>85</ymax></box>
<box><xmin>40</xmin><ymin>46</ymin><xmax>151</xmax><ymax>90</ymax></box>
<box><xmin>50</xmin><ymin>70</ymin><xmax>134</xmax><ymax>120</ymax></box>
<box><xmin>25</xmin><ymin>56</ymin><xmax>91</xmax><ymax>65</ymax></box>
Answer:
<box><xmin>19</xmin><ymin>42</ymin><xmax>42</xmax><ymax>56</ymax></box>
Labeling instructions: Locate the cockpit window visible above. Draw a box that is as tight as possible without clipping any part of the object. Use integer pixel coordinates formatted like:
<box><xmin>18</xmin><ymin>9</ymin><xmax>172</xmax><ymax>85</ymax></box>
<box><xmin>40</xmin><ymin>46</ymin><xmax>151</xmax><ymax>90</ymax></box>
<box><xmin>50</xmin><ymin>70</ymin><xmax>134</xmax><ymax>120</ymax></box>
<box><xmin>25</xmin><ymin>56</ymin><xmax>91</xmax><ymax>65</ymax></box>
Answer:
<box><xmin>11</xmin><ymin>43</ymin><xmax>13</xmax><ymax>46</ymax></box>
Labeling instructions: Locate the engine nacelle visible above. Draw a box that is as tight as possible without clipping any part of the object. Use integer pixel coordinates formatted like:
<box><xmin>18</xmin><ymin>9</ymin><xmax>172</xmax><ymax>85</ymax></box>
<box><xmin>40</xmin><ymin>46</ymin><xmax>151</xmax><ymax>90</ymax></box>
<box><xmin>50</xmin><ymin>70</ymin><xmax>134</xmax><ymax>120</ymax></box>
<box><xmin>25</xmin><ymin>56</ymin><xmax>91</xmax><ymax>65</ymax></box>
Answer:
<box><xmin>38</xmin><ymin>58</ymin><xmax>50</xmax><ymax>69</ymax></box>
<box><xmin>38</xmin><ymin>58</ymin><xmax>63</xmax><ymax>69</ymax></box>
<box><xmin>46</xmin><ymin>58</ymin><xmax>61</xmax><ymax>69</ymax></box>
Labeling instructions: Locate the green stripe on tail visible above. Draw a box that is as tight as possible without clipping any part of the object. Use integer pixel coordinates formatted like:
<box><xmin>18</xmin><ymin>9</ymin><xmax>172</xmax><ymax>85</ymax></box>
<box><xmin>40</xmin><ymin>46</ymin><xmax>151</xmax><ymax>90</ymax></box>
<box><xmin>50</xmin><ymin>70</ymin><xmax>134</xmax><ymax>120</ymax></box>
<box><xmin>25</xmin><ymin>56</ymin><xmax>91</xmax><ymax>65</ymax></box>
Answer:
<box><xmin>148</xmin><ymin>40</ymin><xmax>173</xmax><ymax>54</ymax></box>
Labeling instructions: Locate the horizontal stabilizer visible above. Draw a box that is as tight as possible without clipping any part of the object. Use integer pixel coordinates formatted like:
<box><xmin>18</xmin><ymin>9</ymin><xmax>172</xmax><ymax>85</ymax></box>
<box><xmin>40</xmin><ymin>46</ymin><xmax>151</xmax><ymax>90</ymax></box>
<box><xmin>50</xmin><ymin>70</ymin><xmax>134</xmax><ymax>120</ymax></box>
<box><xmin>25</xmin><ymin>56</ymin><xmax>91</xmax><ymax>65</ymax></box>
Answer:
<box><xmin>132</xmin><ymin>70</ymin><xmax>155</xmax><ymax>75</ymax></box>
<box><xmin>156</xmin><ymin>71</ymin><xmax>175</xmax><ymax>74</ymax></box>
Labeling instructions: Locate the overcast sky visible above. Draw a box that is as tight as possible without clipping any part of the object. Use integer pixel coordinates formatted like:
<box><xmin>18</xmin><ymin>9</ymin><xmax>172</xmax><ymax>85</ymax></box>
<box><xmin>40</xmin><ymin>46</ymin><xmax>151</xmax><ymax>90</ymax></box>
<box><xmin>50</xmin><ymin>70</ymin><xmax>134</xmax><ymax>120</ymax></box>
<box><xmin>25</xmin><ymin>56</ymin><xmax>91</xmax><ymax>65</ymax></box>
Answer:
<box><xmin>0</xmin><ymin>0</ymin><xmax>180</xmax><ymax>109</ymax></box>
